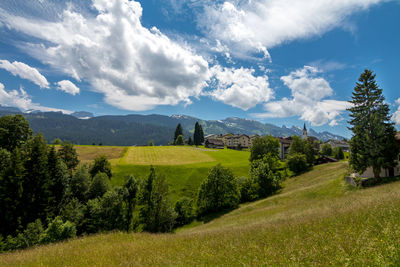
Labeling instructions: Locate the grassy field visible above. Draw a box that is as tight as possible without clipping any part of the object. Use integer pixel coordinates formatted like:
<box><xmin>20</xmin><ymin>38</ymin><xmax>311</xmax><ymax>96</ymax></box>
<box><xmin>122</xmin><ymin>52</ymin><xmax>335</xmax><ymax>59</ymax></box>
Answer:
<box><xmin>56</xmin><ymin>145</ymin><xmax>127</xmax><ymax>165</ymax></box>
<box><xmin>73</xmin><ymin>145</ymin><xmax>250</xmax><ymax>202</ymax></box>
<box><xmin>119</xmin><ymin>146</ymin><xmax>216</xmax><ymax>165</ymax></box>
<box><xmin>3</xmin><ymin>161</ymin><xmax>400</xmax><ymax>266</ymax></box>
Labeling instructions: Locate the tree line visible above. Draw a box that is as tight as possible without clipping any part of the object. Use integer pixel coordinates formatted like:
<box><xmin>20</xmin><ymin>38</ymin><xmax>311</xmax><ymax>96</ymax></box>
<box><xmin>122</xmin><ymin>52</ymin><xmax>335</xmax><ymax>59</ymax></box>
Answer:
<box><xmin>0</xmin><ymin>115</ymin><xmax>289</xmax><ymax>252</ymax></box>
<box><xmin>172</xmin><ymin>122</ymin><xmax>204</xmax><ymax>146</ymax></box>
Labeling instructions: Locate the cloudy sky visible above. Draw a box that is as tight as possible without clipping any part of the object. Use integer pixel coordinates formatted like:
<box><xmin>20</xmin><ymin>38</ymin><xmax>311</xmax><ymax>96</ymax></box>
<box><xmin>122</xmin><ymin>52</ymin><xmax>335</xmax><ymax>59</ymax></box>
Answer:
<box><xmin>0</xmin><ymin>0</ymin><xmax>399</xmax><ymax>137</ymax></box>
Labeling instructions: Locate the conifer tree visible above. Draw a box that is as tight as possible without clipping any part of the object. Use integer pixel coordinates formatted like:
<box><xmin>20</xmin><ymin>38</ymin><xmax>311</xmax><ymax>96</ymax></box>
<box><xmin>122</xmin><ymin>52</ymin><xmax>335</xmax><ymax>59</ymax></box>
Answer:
<box><xmin>174</xmin><ymin>123</ymin><xmax>183</xmax><ymax>144</ymax></box>
<box><xmin>23</xmin><ymin>134</ymin><xmax>50</xmax><ymax>225</ymax></box>
<box><xmin>193</xmin><ymin>122</ymin><xmax>204</xmax><ymax>146</ymax></box>
<box><xmin>347</xmin><ymin>69</ymin><xmax>398</xmax><ymax>181</ymax></box>
<box><xmin>0</xmin><ymin>148</ymin><xmax>25</xmax><ymax>236</ymax></box>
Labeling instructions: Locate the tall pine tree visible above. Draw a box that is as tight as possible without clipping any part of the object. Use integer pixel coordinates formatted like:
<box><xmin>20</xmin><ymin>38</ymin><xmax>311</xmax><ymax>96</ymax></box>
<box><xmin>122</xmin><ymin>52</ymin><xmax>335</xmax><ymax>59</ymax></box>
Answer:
<box><xmin>174</xmin><ymin>123</ymin><xmax>183</xmax><ymax>144</ymax></box>
<box><xmin>193</xmin><ymin>122</ymin><xmax>204</xmax><ymax>146</ymax></box>
<box><xmin>348</xmin><ymin>69</ymin><xmax>398</xmax><ymax>181</ymax></box>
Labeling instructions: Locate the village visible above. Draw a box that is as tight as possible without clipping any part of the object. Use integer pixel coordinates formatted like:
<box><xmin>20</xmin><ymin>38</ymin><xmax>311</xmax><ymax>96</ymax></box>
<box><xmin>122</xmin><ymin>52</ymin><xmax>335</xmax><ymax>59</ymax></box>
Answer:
<box><xmin>204</xmin><ymin>124</ymin><xmax>350</xmax><ymax>159</ymax></box>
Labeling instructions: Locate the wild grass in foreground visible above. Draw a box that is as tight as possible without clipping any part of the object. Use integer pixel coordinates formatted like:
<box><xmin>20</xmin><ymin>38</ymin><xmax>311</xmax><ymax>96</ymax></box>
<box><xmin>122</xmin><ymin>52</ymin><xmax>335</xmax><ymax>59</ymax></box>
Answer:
<box><xmin>3</xmin><ymin>161</ymin><xmax>400</xmax><ymax>266</ymax></box>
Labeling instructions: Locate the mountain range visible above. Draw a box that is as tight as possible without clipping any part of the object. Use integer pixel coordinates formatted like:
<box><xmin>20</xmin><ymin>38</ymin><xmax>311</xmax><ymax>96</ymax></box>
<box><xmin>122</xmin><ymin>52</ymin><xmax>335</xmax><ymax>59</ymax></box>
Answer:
<box><xmin>0</xmin><ymin>106</ymin><xmax>346</xmax><ymax>145</ymax></box>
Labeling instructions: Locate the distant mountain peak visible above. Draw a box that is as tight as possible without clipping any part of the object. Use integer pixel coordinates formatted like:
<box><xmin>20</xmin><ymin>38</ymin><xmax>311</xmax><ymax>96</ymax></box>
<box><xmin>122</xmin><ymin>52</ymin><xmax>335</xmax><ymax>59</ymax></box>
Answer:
<box><xmin>71</xmin><ymin>111</ymin><xmax>94</xmax><ymax>120</ymax></box>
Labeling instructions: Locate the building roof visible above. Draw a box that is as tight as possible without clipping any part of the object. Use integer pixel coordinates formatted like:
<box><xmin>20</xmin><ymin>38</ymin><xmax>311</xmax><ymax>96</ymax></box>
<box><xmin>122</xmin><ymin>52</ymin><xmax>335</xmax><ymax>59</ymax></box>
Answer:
<box><xmin>206</xmin><ymin>138</ymin><xmax>224</xmax><ymax>146</ymax></box>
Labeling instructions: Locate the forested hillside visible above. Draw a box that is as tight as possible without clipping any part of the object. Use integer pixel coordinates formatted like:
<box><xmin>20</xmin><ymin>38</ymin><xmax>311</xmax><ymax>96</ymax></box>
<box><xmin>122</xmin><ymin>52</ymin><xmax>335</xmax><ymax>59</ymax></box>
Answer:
<box><xmin>0</xmin><ymin>110</ymin><xmax>345</xmax><ymax>145</ymax></box>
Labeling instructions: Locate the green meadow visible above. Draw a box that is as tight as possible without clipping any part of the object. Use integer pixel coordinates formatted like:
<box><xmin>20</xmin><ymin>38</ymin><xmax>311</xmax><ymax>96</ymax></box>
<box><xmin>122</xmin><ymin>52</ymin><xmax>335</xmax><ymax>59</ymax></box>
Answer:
<box><xmin>73</xmin><ymin>145</ymin><xmax>251</xmax><ymax>202</ymax></box>
<box><xmin>3</xmin><ymin>161</ymin><xmax>400</xmax><ymax>266</ymax></box>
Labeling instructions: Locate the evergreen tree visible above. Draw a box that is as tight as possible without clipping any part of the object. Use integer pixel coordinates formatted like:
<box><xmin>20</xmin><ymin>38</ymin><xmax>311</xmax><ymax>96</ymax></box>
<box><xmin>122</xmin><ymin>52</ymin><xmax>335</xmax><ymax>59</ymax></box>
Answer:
<box><xmin>188</xmin><ymin>137</ymin><xmax>193</xmax><ymax>146</ymax></box>
<box><xmin>70</xmin><ymin>165</ymin><xmax>91</xmax><ymax>202</ymax></box>
<box><xmin>57</xmin><ymin>141</ymin><xmax>79</xmax><ymax>172</ymax></box>
<box><xmin>122</xmin><ymin>175</ymin><xmax>138</xmax><ymax>231</ymax></box>
<box><xmin>139</xmin><ymin>167</ymin><xmax>176</xmax><ymax>232</ymax></box>
<box><xmin>193</xmin><ymin>122</ymin><xmax>204</xmax><ymax>146</ymax></box>
<box><xmin>175</xmin><ymin>135</ymin><xmax>184</xmax><ymax>146</ymax></box>
<box><xmin>0</xmin><ymin>148</ymin><xmax>25</xmax><ymax>236</ymax></box>
<box><xmin>87</xmin><ymin>172</ymin><xmax>110</xmax><ymax>199</ymax></box>
<box><xmin>347</xmin><ymin>69</ymin><xmax>399</xmax><ymax>181</ymax></box>
<box><xmin>46</xmin><ymin>146</ymin><xmax>69</xmax><ymax>218</ymax></box>
<box><xmin>23</xmin><ymin>134</ymin><xmax>50</xmax><ymax>226</ymax></box>
<box><xmin>174</xmin><ymin>123</ymin><xmax>183</xmax><ymax>144</ymax></box>
<box><xmin>89</xmin><ymin>155</ymin><xmax>112</xmax><ymax>179</ymax></box>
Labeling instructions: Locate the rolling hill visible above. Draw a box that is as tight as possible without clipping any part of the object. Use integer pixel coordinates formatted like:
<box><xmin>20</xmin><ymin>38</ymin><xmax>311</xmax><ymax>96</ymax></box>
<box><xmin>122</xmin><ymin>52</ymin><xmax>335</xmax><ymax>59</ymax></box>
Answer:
<box><xmin>2</xmin><ymin>161</ymin><xmax>400</xmax><ymax>266</ymax></box>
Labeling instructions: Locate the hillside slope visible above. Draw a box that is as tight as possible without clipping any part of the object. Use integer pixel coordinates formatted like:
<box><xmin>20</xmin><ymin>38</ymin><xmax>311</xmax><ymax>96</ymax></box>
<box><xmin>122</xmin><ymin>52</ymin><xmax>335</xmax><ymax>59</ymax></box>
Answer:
<box><xmin>2</xmin><ymin>162</ymin><xmax>400</xmax><ymax>266</ymax></box>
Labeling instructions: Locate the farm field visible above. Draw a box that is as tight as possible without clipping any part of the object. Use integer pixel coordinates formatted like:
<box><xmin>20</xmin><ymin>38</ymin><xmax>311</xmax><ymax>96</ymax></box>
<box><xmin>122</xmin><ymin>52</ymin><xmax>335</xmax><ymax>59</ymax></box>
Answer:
<box><xmin>74</xmin><ymin>145</ymin><xmax>251</xmax><ymax>202</ymax></box>
<box><xmin>3</xmin><ymin>161</ymin><xmax>400</xmax><ymax>266</ymax></box>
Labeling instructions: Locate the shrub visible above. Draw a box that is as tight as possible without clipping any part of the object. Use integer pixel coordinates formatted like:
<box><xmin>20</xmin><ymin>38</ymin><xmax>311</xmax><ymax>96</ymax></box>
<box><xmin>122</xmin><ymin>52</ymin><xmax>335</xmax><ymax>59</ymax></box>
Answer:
<box><xmin>250</xmin><ymin>156</ymin><xmax>283</xmax><ymax>198</ymax></box>
<box><xmin>60</xmin><ymin>198</ymin><xmax>85</xmax><ymax>230</ymax></box>
<box><xmin>237</xmin><ymin>176</ymin><xmax>259</xmax><ymax>202</ymax></box>
<box><xmin>39</xmin><ymin>217</ymin><xmax>76</xmax><ymax>244</ymax></box>
<box><xmin>174</xmin><ymin>197</ymin><xmax>195</xmax><ymax>226</ymax></box>
<box><xmin>287</xmin><ymin>153</ymin><xmax>308</xmax><ymax>175</ymax></box>
<box><xmin>333</xmin><ymin>147</ymin><xmax>345</xmax><ymax>160</ymax></box>
<box><xmin>197</xmin><ymin>164</ymin><xmax>240</xmax><ymax>216</ymax></box>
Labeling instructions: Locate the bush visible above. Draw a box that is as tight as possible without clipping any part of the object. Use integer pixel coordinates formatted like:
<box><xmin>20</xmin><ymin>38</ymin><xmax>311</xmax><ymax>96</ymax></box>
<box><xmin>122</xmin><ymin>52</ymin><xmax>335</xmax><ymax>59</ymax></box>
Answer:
<box><xmin>174</xmin><ymin>197</ymin><xmax>195</xmax><ymax>226</ymax></box>
<box><xmin>87</xmin><ymin>172</ymin><xmax>110</xmax><ymax>199</ymax></box>
<box><xmin>333</xmin><ymin>147</ymin><xmax>344</xmax><ymax>160</ymax></box>
<box><xmin>39</xmin><ymin>217</ymin><xmax>76</xmax><ymax>244</ymax></box>
<box><xmin>250</xmin><ymin>156</ymin><xmax>283</xmax><ymax>198</ymax></box>
<box><xmin>60</xmin><ymin>198</ymin><xmax>85</xmax><ymax>230</ymax></box>
<box><xmin>197</xmin><ymin>164</ymin><xmax>240</xmax><ymax>216</ymax></box>
<box><xmin>237</xmin><ymin>176</ymin><xmax>259</xmax><ymax>202</ymax></box>
<box><xmin>287</xmin><ymin>153</ymin><xmax>308</xmax><ymax>175</ymax></box>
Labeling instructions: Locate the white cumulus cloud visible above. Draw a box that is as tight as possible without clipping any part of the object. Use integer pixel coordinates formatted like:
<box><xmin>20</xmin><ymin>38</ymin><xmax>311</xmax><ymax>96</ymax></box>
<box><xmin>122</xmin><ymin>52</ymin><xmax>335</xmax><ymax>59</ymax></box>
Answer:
<box><xmin>207</xmin><ymin>65</ymin><xmax>273</xmax><ymax>110</ymax></box>
<box><xmin>254</xmin><ymin>66</ymin><xmax>350</xmax><ymax>126</ymax></box>
<box><xmin>0</xmin><ymin>0</ymin><xmax>210</xmax><ymax>111</ymax></box>
<box><xmin>199</xmin><ymin>0</ymin><xmax>385</xmax><ymax>58</ymax></box>
<box><xmin>0</xmin><ymin>59</ymin><xmax>49</xmax><ymax>88</ymax></box>
<box><xmin>0</xmin><ymin>82</ymin><xmax>70</xmax><ymax>113</ymax></box>
<box><xmin>392</xmin><ymin>98</ymin><xmax>400</xmax><ymax>125</ymax></box>
<box><xmin>56</xmin><ymin>80</ymin><xmax>80</xmax><ymax>95</ymax></box>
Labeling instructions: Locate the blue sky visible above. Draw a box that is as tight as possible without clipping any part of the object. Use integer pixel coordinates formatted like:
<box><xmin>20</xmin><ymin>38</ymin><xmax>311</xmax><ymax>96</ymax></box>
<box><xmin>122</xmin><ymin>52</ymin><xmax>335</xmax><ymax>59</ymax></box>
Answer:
<box><xmin>0</xmin><ymin>0</ymin><xmax>399</xmax><ymax>137</ymax></box>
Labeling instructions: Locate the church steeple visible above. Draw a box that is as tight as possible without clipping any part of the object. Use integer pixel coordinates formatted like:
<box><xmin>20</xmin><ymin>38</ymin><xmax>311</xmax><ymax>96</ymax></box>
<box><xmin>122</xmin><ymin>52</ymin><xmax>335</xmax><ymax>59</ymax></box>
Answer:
<box><xmin>302</xmin><ymin>123</ymin><xmax>308</xmax><ymax>140</ymax></box>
